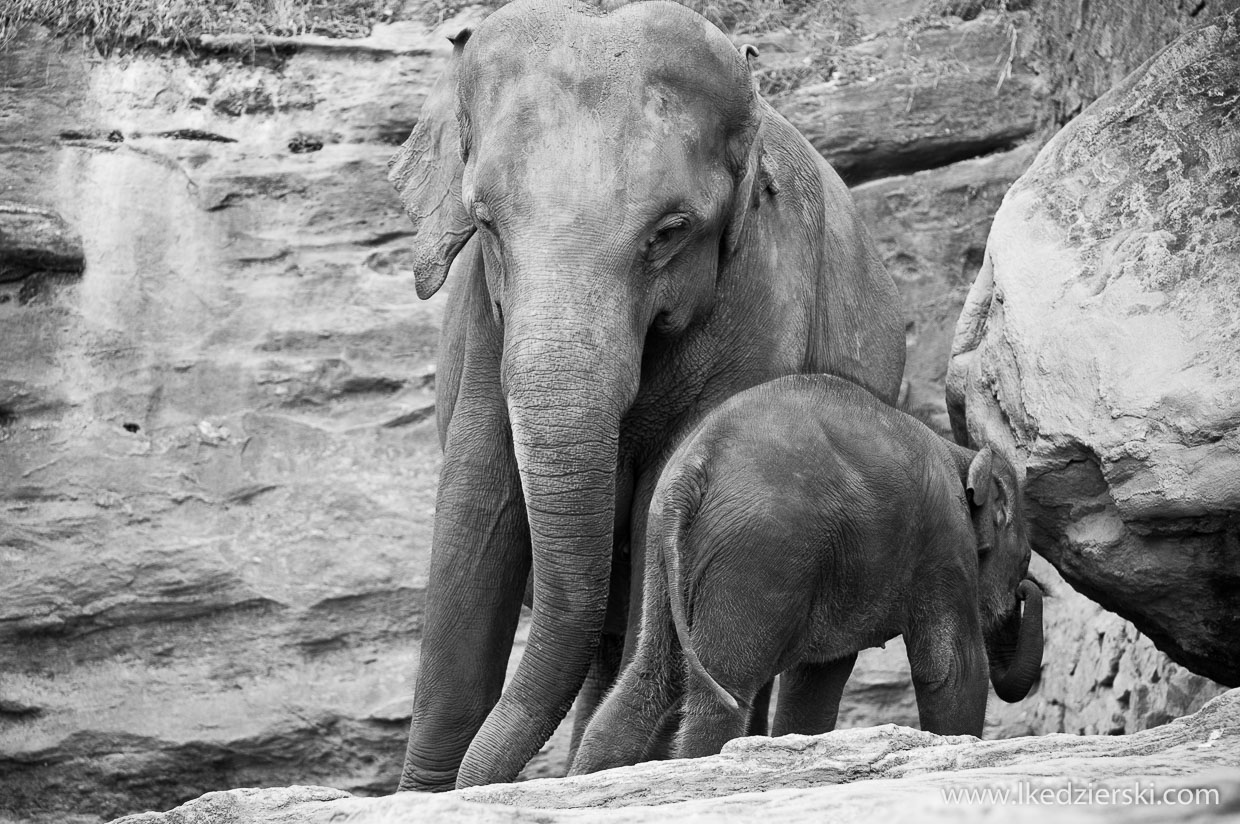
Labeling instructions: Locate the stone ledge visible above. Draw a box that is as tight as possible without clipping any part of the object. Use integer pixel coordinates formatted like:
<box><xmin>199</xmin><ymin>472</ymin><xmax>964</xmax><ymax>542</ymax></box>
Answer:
<box><xmin>110</xmin><ymin>688</ymin><xmax>1240</xmax><ymax>823</ymax></box>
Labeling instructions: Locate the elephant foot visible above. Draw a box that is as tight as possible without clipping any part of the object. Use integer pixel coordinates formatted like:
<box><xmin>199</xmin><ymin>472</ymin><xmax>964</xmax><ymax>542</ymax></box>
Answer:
<box><xmin>397</xmin><ymin>765</ymin><xmax>459</xmax><ymax>793</ymax></box>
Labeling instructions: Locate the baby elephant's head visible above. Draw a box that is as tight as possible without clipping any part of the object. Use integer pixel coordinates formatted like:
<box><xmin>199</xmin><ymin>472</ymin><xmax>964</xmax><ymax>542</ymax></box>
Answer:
<box><xmin>967</xmin><ymin>445</ymin><xmax>1043</xmax><ymax>703</ymax></box>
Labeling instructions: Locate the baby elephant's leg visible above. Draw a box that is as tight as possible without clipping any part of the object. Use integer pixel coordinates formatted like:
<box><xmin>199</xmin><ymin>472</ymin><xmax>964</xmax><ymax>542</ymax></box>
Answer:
<box><xmin>642</xmin><ymin>697</ymin><xmax>684</xmax><ymax>761</ymax></box>
<box><xmin>571</xmin><ymin>563</ymin><xmax>682</xmax><ymax>774</ymax></box>
<box><xmin>674</xmin><ymin>597</ymin><xmax>792</xmax><ymax>758</ymax></box>
<box><xmin>771</xmin><ymin>653</ymin><xmax>857</xmax><ymax>736</ymax></box>
<box><xmin>904</xmin><ymin>609</ymin><xmax>988</xmax><ymax>737</ymax></box>
<box><xmin>676</xmin><ymin>665</ymin><xmax>754</xmax><ymax>758</ymax></box>
<box><xmin>748</xmin><ymin>679</ymin><xmax>774</xmax><ymax>736</ymax></box>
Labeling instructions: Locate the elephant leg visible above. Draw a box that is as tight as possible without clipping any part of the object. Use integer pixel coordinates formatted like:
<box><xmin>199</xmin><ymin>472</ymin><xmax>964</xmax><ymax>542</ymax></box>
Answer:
<box><xmin>747</xmin><ymin>678</ymin><xmax>774</xmax><ymax>736</ymax></box>
<box><xmin>676</xmin><ymin>666</ymin><xmax>752</xmax><ymax>759</ymax></box>
<box><xmin>399</xmin><ymin>273</ymin><xmax>531</xmax><ymax>792</ymax></box>
<box><xmin>674</xmin><ymin>530</ymin><xmax>805</xmax><ymax>759</ymax></box>
<box><xmin>642</xmin><ymin>697</ymin><xmax>683</xmax><ymax>761</ymax></box>
<box><xmin>905</xmin><ymin>606</ymin><xmax>988</xmax><ymax>737</ymax></box>
<box><xmin>569</xmin><ymin>515</ymin><xmax>683</xmax><ymax>775</ymax></box>
<box><xmin>567</xmin><ymin>455</ymin><xmax>642</xmax><ymax>764</ymax></box>
<box><xmin>772</xmin><ymin>653</ymin><xmax>857</xmax><ymax>736</ymax></box>
<box><xmin>674</xmin><ymin>607</ymin><xmax>781</xmax><ymax>758</ymax></box>
<box><xmin>567</xmin><ymin>630</ymin><xmax>625</xmax><ymax>766</ymax></box>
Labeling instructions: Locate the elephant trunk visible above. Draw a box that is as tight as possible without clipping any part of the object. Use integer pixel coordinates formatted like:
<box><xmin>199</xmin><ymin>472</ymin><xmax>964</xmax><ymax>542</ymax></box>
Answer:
<box><xmin>987</xmin><ymin>579</ymin><xmax>1044</xmax><ymax>703</ymax></box>
<box><xmin>454</xmin><ymin>287</ymin><xmax>641</xmax><ymax>788</ymax></box>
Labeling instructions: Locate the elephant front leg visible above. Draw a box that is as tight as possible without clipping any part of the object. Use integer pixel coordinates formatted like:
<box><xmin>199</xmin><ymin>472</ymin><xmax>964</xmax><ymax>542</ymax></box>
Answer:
<box><xmin>904</xmin><ymin>609</ymin><xmax>988</xmax><ymax>737</ymax></box>
<box><xmin>568</xmin><ymin>460</ymin><xmax>665</xmax><ymax>768</ymax></box>
<box><xmin>399</xmin><ymin>370</ymin><xmax>531</xmax><ymax>791</ymax></box>
<box><xmin>771</xmin><ymin>653</ymin><xmax>857</xmax><ymax>736</ymax></box>
<box><xmin>566</xmin><ymin>630</ymin><xmax>625</xmax><ymax>766</ymax></box>
<box><xmin>569</xmin><ymin>518</ymin><xmax>681</xmax><ymax>776</ymax></box>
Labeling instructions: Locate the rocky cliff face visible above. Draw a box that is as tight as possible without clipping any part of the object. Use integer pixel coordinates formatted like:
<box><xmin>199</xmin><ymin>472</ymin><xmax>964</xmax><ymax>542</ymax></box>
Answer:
<box><xmin>0</xmin><ymin>20</ymin><xmax>463</xmax><ymax>823</ymax></box>
<box><xmin>0</xmin><ymin>2</ymin><xmax>1232</xmax><ymax>822</ymax></box>
<box><xmin>947</xmin><ymin>9</ymin><xmax>1240</xmax><ymax>686</ymax></box>
<box><xmin>1025</xmin><ymin>0</ymin><xmax>1240</xmax><ymax>128</ymax></box>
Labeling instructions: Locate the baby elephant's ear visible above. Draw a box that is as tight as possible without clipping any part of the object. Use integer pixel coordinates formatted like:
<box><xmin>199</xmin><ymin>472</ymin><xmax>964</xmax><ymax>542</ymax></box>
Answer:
<box><xmin>388</xmin><ymin>29</ymin><xmax>476</xmax><ymax>300</ymax></box>
<box><xmin>966</xmin><ymin>444</ymin><xmax>994</xmax><ymax>508</ymax></box>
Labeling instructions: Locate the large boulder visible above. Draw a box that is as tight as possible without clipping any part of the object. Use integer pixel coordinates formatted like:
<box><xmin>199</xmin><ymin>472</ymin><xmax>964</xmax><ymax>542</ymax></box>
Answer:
<box><xmin>948</xmin><ymin>12</ymin><xmax>1240</xmax><ymax>686</ymax></box>
<box><xmin>111</xmin><ymin>689</ymin><xmax>1240</xmax><ymax>823</ymax></box>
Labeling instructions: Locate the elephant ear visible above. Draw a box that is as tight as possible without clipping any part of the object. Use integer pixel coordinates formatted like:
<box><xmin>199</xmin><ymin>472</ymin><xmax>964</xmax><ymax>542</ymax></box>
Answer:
<box><xmin>388</xmin><ymin>28</ymin><xmax>476</xmax><ymax>300</ymax></box>
<box><xmin>966</xmin><ymin>444</ymin><xmax>994</xmax><ymax>508</ymax></box>
<box><xmin>722</xmin><ymin>58</ymin><xmax>766</xmax><ymax>260</ymax></box>
<box><xmin>968</xmin><ymin>444</ymin><xmax>1018</xmax><ymax>553</ymax></box>
<box><xmin>966</xmin><ymin>444</ymin><xmax>997</xmax><ymax>554</ymax></box>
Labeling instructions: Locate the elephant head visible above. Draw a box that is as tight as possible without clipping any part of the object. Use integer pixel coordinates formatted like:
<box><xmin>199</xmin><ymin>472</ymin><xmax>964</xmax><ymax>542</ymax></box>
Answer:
<box><xmin>966</xmin><ymin>445</ymin><xmax>1043</xmax><ymax>702</ymax></box>
<box><xmin>388</xmin><ymin>0</ymin><xmax>768</xmax><ymax>784</ymax></box>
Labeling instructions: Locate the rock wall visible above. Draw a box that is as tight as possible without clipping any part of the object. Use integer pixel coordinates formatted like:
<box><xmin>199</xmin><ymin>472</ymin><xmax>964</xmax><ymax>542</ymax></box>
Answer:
<box><xmin>0</xmin><ymin>2</ymin><xmax>1231</xmax><ymax>822</ymax></box>
<box><xmin>0</xmin><ymin>20</ymin><xmax>465</xmax><ymax>824</ymax></box>
<box><xmin>1027</xmin><ymin>0</ymin><xmax>1240</xmax><ymax>128</ymax></box>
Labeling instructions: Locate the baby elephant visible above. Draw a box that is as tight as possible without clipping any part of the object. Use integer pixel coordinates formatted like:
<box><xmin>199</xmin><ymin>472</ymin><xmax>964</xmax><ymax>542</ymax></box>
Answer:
<box><xmin>573</xmin><ymin>374</ymin><xmax>1043</xmax><ymax>772</ymax></box>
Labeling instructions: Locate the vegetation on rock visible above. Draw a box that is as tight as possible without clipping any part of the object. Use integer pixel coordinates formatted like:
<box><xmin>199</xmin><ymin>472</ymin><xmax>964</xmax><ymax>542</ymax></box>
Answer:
<box><xmin>0</xmin><ymin>0</ymin><xmax>392</xmax><ymax>49</ymax></box>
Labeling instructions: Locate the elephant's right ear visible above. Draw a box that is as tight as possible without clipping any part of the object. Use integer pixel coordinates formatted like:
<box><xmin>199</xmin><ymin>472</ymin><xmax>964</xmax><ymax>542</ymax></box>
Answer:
<box><xmin>388</xmin><ymin>29</ymin><xmax>475</xmax><ymax>300</ymax></box>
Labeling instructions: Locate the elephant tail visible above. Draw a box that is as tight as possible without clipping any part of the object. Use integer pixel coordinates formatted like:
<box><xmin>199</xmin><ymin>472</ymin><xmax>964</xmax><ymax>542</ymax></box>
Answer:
<box><xmin>663</xmin><ymin>454</ymin><xmax>742</xmax><ymax>713</ymax></box>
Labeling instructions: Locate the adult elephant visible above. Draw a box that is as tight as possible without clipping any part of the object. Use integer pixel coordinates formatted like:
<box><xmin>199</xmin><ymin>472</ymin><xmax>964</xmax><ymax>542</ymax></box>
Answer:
<box><xmin>388</xmin><ymin>0</ymin><xmax>905</xmax><ymax>791</ymax></box>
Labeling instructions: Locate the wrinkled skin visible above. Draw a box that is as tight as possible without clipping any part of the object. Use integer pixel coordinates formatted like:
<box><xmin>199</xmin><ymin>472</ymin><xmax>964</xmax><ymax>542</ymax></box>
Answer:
<box><xmin>388</xmin><ymin>0</ymin><xmax>905</xmax><ymax>790</ymax></box>
<box><xmin>573</xmin><ymin>375</ymin><xmax>1042</xmax><ymax>772</ymax></box>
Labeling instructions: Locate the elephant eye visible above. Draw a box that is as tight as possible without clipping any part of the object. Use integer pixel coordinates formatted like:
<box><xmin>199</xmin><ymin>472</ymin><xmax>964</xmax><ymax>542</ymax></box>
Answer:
<box><xmin>472</xmin><ymin>202</ymin><xmax>495</xmax><ymax>232</ymax></box>
<box><xmin>645</xmin><ymin>214</ymin><xmax>692</xmax><ymax>262</ymax></box>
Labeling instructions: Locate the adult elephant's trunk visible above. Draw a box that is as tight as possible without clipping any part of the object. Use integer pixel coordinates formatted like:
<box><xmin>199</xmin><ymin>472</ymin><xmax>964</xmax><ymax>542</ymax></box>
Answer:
<box><xmin>454</xmin><ymin>283</ymin><xmax>642</xmax><ymax>788</ymax></box>
<box><xmin>987</xmin><ymin>579</ymin><xmax>1044</xmax><ymax>702</ymax></box>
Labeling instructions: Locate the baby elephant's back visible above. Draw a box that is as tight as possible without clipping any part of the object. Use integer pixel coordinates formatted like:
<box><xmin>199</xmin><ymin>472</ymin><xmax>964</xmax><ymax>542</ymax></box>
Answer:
<box><xmin>684</xmin><ymin>374</ymin><xmax>965</xmax><ymax>556</ymax></box>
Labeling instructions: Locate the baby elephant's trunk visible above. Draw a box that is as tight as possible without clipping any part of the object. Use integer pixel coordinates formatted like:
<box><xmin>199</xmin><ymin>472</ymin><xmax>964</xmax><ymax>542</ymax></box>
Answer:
<box><xmin>987</xmin><ymin>580</ymin><xmax>1044</xmax><ymax>702</ymax></box>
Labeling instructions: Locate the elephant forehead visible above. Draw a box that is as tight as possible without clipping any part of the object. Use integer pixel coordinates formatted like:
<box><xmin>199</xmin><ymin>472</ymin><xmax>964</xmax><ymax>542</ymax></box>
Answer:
<box><xmin>478</xmin><ymin>75</ymin><xmax>727</xmax><ymax>164</ymax></box>
<box><xmin>468</xmin><ymin>83</ymin><xmax>734</xmax><ymax>223</ymax></box>
<box><xmin>462</xmin><ymin>0</ymin><xmax>752</xmax><ymax>127</ymax></box>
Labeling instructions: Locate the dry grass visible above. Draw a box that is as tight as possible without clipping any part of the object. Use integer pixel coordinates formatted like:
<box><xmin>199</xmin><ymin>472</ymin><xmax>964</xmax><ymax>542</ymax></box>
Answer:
<box><xmin>0</xmin><ymin>0</ymin><xmax>391</xmax><ymax>50</ymax></box>
<box><xmin>411</xmin><ymin>0</ymin><xmax>858</xmax><ymax>97</ymax></box>
<box><xmin>0</xmin><ymin>0</ymin><xmax>860</xmax><ymax>91</ymax></box>
<box><xmin>416</xmin><ymin>0</ymin><xmax>854</xmax><ymax>35</ymax></box>
<box><xmin>0</xmin><ymin>0</ymin><xmax>1028</xmax><ymax>52</ymax></box>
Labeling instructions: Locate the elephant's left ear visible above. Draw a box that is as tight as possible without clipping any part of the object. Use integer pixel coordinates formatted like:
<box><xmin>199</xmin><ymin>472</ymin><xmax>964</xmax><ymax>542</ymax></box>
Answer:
<box><xmin>388</xmin><ymin>29</ymin><xmax>476</xmax><ymax>300</ymax></box>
